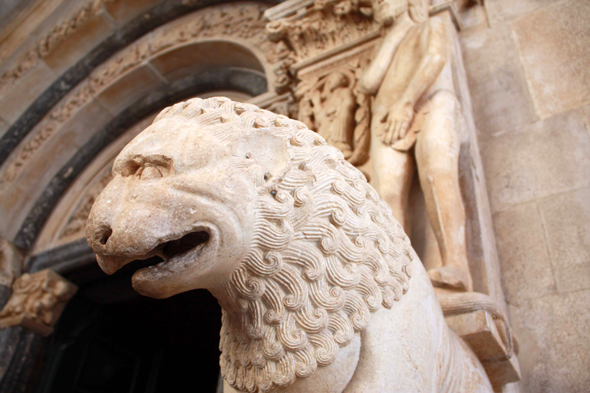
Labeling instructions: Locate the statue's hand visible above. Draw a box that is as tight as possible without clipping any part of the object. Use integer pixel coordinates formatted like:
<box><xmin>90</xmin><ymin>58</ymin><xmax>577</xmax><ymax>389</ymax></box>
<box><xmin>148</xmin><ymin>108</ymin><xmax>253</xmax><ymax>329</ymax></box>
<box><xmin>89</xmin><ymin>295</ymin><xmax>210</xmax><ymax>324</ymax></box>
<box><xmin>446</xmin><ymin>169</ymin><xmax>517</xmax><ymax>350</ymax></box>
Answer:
<box><xmin>379</xmin><ymin>101</ymin><xmax>414</xmax><ymax>146</ymax></box>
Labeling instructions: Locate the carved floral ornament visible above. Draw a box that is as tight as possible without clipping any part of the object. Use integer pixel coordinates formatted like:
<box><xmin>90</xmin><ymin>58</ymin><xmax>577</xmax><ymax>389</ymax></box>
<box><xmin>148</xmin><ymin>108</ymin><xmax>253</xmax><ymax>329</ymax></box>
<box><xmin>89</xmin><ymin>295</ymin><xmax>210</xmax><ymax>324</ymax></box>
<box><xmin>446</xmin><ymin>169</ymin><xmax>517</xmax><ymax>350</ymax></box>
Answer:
<box><xmin>0</xmin><ymin>2</ymin><xmax>283</xmax><ymax>187</ymax></box>
<box><xmin>0</xmin><ymin>269</ymin><xmax>77</xmax><ymax>336</ymax></box>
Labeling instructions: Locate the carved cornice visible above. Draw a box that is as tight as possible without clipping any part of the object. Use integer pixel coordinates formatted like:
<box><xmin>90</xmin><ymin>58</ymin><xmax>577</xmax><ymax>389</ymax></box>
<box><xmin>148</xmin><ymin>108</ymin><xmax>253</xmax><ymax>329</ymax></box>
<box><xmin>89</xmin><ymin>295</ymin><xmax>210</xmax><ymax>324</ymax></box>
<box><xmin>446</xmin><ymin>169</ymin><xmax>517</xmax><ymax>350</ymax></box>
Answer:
<box><xmin>0</xmin><ymin>269</ymin><xmax>77</xmax><ymax>336</ymax></box>
<box><xmin>265</xmin><ymin>0</ymin><xmax>379</xmax><ymax>70</ymax></box>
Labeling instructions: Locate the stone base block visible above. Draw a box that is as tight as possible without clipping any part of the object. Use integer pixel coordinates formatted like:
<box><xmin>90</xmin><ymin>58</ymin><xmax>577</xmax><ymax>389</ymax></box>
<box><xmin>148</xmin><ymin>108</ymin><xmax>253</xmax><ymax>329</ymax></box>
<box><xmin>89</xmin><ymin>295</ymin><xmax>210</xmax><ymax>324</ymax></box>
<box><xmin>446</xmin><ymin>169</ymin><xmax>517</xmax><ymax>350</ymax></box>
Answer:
<box><xmin>446</xmin><ymin>310</ymin><xmax>521</xmax><ymax>389</ymax></box>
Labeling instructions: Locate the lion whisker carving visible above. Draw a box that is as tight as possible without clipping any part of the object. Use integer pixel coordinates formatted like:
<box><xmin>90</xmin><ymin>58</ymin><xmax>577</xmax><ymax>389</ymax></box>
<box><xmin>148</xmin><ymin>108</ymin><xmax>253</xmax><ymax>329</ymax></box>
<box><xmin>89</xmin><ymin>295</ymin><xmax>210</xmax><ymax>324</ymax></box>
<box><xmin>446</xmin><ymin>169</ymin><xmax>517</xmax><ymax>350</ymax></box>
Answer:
<box><xmin>86</xmin><ymin>97</ymin><xmax>494</xmax><ymax>393</ymax></box>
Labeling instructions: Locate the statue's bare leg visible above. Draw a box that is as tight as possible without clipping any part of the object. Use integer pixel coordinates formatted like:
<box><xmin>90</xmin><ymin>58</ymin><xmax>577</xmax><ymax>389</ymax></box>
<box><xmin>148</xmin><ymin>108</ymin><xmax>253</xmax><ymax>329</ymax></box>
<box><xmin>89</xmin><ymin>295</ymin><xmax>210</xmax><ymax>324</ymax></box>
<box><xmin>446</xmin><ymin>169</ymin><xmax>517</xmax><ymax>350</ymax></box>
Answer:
<box><xmin>415</xmin><ymin>90</ymin><xmax>473</xmax><ymax>292</ymax></box>
<box><xmin>371</xmin><ymin>135</ymin><xmax>414</xmax><ymax>230</ymax></box>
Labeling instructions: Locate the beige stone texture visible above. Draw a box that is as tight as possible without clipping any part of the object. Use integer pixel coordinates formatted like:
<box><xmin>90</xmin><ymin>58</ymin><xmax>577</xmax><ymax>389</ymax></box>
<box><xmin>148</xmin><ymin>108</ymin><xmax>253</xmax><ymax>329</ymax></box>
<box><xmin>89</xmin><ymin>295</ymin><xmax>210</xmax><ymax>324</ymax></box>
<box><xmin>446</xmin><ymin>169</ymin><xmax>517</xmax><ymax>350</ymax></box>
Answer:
<box><xmin>467</xmin><ymin>2</ymin><xmax>590</xmax><ymax>391</ymax></box>
<box><xmin>94</xmin><ymin>64</ymin><xmax>165</xmax><ymax>115</ymax></box>
<box><xmin>538</xmin><ymin>186</ymin><xmax>590</xmax><ymax>294</ymax></box>
<box><xmin>104</xmin><ymin>0</ymin><xmax>162</xmax><ymax>25</ymax></box>
<box><xmin>0</xmin><ymin>61</ymin><xmax>56</xmax><ymax>123</ymax></box>
<box><xmin>508</xmin><ymin>290</ymin><xmax>590</xmax><ymax>393</ymax></box>
<box><xmin>0</xmin><ymin>117</ymin><xmax>9</xmax><ymax>140</ymax></box>
<box><xmin>512</xmin><ymin>0</ymin><xmax>590</xmax><ymax>119</ymax></box>
<box><xmin>479</xmin><ymin>109</ymin><xmax>590</xmax><ymax>213</ymax></box>
<box><xmin>459</xmin><ymin>25</ymin><xmax>538</xmax><ymax>136</ymax></box>
<box><xmin>492</xmin><ymin>201</ymin><xmax>556</xmax><ymax>304</ymax></box>
<box><xmin>484</xmin><ymin>0</ymin><xmax>561</xmax><ymax>25</ymax></box>
<box><xmin>148</xmin><ymin>41</ymin><xmax>265</xmax><ymax>81</ymax></box>
<box><xmin>42</xmin><ymin>10</ymin><xmax>116</xmax><ymax>76</ymax></box>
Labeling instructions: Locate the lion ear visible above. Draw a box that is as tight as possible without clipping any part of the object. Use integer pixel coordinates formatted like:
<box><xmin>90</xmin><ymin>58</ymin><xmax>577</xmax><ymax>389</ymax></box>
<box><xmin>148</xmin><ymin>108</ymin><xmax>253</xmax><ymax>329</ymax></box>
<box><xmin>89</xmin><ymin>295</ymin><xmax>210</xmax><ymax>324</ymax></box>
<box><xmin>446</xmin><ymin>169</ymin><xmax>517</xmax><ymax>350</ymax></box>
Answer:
<box><xmin>231</xmin><ymin>128</ymin><xmax>290</xmax><ymax>177</ymax></box>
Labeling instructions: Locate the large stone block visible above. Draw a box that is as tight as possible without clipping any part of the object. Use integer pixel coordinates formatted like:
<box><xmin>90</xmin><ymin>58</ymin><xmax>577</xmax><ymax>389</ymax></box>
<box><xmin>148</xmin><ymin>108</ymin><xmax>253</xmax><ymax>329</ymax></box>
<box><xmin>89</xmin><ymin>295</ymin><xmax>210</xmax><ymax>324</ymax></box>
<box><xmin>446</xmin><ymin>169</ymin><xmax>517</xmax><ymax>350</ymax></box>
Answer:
<box><xmin>460</xmin><ymin>24</ymin><xmax>538</xmax><ymax>136</ymax></box>
<box><xmin>480</xmin><ymin>109</ymin><xmax>590</xmax><ymax>212</ymax></box>
<box><xmin>538</xmin><ymin>186</ymin><xmax>590</xmax><ymax>293</ymax></box>
<box><xmin>512</xmin><ymin>0</ymin><xmax>590</xmax><ymax>118</ymax></box>
<box><xmin>484</xmin><ymin>0</ymin><xmax>561</xmax><ymax>25</ymax></box>
<box><xmin>509</xmin><ymin>290</ymin><xmax>590</xmax><ymax>393</ymax></box>
<box><xmin>492</xmin><ymin>201</ymin><xmax>556</xmax><ymax>304</ymax></box>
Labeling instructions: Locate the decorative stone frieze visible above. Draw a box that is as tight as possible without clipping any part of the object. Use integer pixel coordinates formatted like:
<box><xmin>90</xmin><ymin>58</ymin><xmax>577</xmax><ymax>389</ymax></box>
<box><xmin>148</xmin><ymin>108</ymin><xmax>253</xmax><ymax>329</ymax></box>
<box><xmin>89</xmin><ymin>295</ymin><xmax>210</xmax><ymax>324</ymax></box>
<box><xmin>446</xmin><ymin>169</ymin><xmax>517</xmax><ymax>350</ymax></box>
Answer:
<box><xmin>265</xmin><ymin>0</ymin><xmax>379</xmax><ymax>65</ymax></box>
<box><xmin>0</xmin><ymin>270</ymin><xmax>77</xmax><ymax>336</ymax></box>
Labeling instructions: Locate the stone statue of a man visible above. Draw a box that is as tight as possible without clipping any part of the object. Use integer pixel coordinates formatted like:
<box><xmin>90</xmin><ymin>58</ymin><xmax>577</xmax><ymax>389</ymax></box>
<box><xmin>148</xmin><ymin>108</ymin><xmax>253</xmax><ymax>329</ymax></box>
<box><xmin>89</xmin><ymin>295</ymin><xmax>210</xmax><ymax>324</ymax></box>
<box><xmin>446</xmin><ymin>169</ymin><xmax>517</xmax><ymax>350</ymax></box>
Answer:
<box><xmin>359</xmin><ymin>0</ymin><xmax>473</xmax><ymax>291</ymax></box>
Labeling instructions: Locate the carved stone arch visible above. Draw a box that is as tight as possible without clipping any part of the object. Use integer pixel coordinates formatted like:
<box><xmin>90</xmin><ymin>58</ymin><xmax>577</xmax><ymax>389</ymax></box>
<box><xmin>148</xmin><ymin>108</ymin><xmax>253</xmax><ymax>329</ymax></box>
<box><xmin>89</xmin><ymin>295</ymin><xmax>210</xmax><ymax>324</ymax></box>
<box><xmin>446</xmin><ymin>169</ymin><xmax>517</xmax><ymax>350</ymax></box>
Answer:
<box><xmin>0</xmin><ymin>1</ymin><xmax>284</xmax><ymax>252</ymax></box>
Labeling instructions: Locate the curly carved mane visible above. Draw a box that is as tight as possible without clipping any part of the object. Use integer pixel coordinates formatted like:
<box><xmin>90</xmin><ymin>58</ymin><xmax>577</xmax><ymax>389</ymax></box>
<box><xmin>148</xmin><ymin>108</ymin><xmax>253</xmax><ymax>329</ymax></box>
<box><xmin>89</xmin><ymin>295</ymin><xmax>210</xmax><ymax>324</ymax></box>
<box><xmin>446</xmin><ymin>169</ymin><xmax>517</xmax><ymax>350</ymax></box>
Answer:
<box><xmin>152</xmin><ymin>97</ymin><xmax>414</xmax><ymax>392</ymax></box>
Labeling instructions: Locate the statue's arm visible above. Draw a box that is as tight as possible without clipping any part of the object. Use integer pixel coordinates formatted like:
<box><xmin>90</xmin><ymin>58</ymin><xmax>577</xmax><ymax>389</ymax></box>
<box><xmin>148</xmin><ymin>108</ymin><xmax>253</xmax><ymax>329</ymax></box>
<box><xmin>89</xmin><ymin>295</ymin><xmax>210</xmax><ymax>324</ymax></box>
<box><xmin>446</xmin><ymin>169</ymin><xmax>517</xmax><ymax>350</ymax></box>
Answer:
<box><xmin>378</xmin><ymin>17</ymin><xmax>448</xmax><ymax>146</ymax></box>
<box><xmin>358</xmin><ymin>14</ymin><xmax>415</xmax><ymax>95</ymax></box>
<box><xmin>398</xmin><ymin>16</ymin><xmax>447</xmax><ymax>107</ymax></box>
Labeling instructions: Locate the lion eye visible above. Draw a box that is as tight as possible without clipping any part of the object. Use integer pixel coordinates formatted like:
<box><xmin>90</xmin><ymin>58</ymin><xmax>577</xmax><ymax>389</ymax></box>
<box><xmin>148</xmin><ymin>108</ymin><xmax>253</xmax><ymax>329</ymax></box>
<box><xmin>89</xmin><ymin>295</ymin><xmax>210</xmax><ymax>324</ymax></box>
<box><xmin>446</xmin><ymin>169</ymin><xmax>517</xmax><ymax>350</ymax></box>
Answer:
<box><xmin>139</xmin><ymin>166</ymin><xmax>163</xmax><ymax>180</ymax></box>
<box><xmin>117</xmin><ymin>154</ymin><xmax>173</xmax><ymax>178</ymax></box>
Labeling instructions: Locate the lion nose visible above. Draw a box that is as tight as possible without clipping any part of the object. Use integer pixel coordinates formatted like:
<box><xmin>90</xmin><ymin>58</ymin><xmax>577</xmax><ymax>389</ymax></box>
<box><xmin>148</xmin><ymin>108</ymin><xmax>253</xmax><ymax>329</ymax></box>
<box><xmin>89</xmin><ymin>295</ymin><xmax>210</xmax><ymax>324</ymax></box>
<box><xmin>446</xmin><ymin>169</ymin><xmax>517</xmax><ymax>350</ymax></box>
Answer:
<box><xmin>88</xmin><ymin>223</ymin><xmax>113</xmax><ymax>251</ymax></box>
<box><xmin>98</xmin><ymin>225</ymin><xmax>113</xmax><ymax>246</ymax></box>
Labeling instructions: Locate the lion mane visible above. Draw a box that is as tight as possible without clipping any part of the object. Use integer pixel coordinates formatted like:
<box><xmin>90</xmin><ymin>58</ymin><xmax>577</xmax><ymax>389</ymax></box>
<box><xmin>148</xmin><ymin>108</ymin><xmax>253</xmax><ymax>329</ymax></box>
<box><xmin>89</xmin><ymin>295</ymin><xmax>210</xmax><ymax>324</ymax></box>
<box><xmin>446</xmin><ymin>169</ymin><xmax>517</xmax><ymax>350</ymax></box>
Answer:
<box><xmin>152</xmin><ymin>97</ymin><xmax>414</xmax><ymax>392</ymax></box>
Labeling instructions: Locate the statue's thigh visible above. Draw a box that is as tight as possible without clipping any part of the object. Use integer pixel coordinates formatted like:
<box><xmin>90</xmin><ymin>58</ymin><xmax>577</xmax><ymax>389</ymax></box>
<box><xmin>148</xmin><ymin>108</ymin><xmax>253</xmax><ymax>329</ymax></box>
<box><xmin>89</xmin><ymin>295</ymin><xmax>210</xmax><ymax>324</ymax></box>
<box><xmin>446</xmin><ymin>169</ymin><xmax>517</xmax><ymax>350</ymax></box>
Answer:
<box><xmin>415</xmin><ymin>94</ymin><xmax>461</xmax><ymax>172</ymax></box>
<box><xmin>370</xmin><ymin>141</ymin><xmax>414</xmax><ymax>227</ymax></box>
<box><xmin>371</xmin><ymin>143</ymin><xmax>414</xmax><ymax>200</ymax></box>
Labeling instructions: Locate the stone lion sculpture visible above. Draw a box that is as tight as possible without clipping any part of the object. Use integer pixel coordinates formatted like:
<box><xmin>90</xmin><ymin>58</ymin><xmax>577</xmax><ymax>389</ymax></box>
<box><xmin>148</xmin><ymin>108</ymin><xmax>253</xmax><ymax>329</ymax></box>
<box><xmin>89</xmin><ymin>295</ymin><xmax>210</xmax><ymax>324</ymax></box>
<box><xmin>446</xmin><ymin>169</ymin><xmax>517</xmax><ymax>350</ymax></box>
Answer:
<box><xmin>86</xmin><ymin>97</ymin><xmax>493</xmax><ymax>392</ymax></box>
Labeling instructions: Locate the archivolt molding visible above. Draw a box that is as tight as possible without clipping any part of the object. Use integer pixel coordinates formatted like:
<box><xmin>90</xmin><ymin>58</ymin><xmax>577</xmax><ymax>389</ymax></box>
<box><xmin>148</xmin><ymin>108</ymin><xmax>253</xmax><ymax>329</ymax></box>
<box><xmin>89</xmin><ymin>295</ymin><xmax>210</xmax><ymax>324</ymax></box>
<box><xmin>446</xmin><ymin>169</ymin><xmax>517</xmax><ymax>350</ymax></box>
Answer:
<box><xmin>0</xmin><ymin>2</ymin><xmax>279</xmax><ymax>187</ymax></box>
<box><xmin>0</xmin><ymin>0</ymin><xmax>114</xmax><ymax>100</ymax></box>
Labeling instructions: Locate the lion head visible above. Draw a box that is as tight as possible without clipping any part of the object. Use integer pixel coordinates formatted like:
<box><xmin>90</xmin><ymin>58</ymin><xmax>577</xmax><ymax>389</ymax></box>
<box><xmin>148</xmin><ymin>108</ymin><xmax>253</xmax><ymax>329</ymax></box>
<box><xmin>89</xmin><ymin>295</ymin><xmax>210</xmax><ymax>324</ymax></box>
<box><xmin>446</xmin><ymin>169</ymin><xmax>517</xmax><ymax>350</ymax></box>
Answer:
<box><xmin>86</xmin><ymin>97</ymin><xmax>413</xmax><ymax>392</ymax></box>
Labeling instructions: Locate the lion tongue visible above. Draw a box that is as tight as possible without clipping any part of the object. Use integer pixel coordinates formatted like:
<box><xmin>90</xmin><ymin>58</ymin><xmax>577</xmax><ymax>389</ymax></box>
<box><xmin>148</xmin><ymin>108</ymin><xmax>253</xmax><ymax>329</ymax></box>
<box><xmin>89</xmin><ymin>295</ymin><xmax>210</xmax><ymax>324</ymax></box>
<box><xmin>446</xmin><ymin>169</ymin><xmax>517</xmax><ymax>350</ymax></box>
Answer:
<box><xmin>161</xmin><ymin>231</ymin><xmax>209</xmax><ymax>260</ymax></box>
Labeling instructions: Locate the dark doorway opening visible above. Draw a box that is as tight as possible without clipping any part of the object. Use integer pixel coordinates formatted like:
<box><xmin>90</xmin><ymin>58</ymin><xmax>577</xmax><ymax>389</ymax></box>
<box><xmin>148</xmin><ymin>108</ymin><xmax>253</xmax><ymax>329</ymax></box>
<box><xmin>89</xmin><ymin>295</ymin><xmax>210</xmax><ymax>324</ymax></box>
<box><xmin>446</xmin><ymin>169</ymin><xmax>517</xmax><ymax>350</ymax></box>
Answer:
<box><xmin>32</xmin><ymin>257</ymin><xmax>222</xmax><ymax>393</ymax></box>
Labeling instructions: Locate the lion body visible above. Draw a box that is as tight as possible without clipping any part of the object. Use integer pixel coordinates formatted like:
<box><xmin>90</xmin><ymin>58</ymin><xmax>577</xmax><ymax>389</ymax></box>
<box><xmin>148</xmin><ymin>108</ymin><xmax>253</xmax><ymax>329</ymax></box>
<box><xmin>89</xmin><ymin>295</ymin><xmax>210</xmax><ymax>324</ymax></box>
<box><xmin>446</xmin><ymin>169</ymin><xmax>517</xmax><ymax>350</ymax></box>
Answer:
<box><xmin>87</xmin><ymin>97</ymin><xmax>494</xmax><ymax>392</ymax></box>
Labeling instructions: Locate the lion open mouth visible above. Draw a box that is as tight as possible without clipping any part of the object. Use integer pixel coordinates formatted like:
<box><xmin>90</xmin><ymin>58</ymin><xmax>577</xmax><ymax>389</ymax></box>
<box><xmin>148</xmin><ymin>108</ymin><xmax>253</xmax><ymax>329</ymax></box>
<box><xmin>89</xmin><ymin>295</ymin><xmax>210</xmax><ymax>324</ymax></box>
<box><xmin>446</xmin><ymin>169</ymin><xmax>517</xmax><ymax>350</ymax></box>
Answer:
<box><xmin>160</xmin><ymin>231</ymin><xmax>210</xmax><ymax>261</ymax></box>
<box><xmin>122</xmin><ymin>230</ymin><xmax>211</xmax><ymax>274</ymax></box>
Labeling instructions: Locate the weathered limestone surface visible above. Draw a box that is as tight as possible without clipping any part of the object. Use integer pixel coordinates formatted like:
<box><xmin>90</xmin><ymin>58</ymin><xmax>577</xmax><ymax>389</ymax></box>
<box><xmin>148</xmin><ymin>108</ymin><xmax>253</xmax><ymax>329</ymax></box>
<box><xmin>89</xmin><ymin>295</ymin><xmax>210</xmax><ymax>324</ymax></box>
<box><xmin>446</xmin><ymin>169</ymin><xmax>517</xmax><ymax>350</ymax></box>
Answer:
<box><xmin>538</xmin><ymin>186</ymin><xmax>590</xmax><ymax>294</ymax></box>
<box><xmin>479</xmin><ymin>109</ymin><xmax>590</xmax><ymax>213</ymax></box>
<box><xmin>512</xmin><ymin>0</ymin><xmax>590</xmax><ymax>119</ymax></box>
<box><xmin>460</xmin><ymin>25</ymin><xmax>538</xmax><ymax>137</ymax></box>
<box><xmin>460</xmin><ymin>0</ymin><xmax>590</xmax><ymax>391</ymax></box>
<box><xmin>492</xmin><ymin>202</ymin><xmax>556</xmax><ymax>303</ymax></box>
<box><xmin>508</xmin><ymin>290</ymin><xmax>590</xmax><ymax>392</ymax></box>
